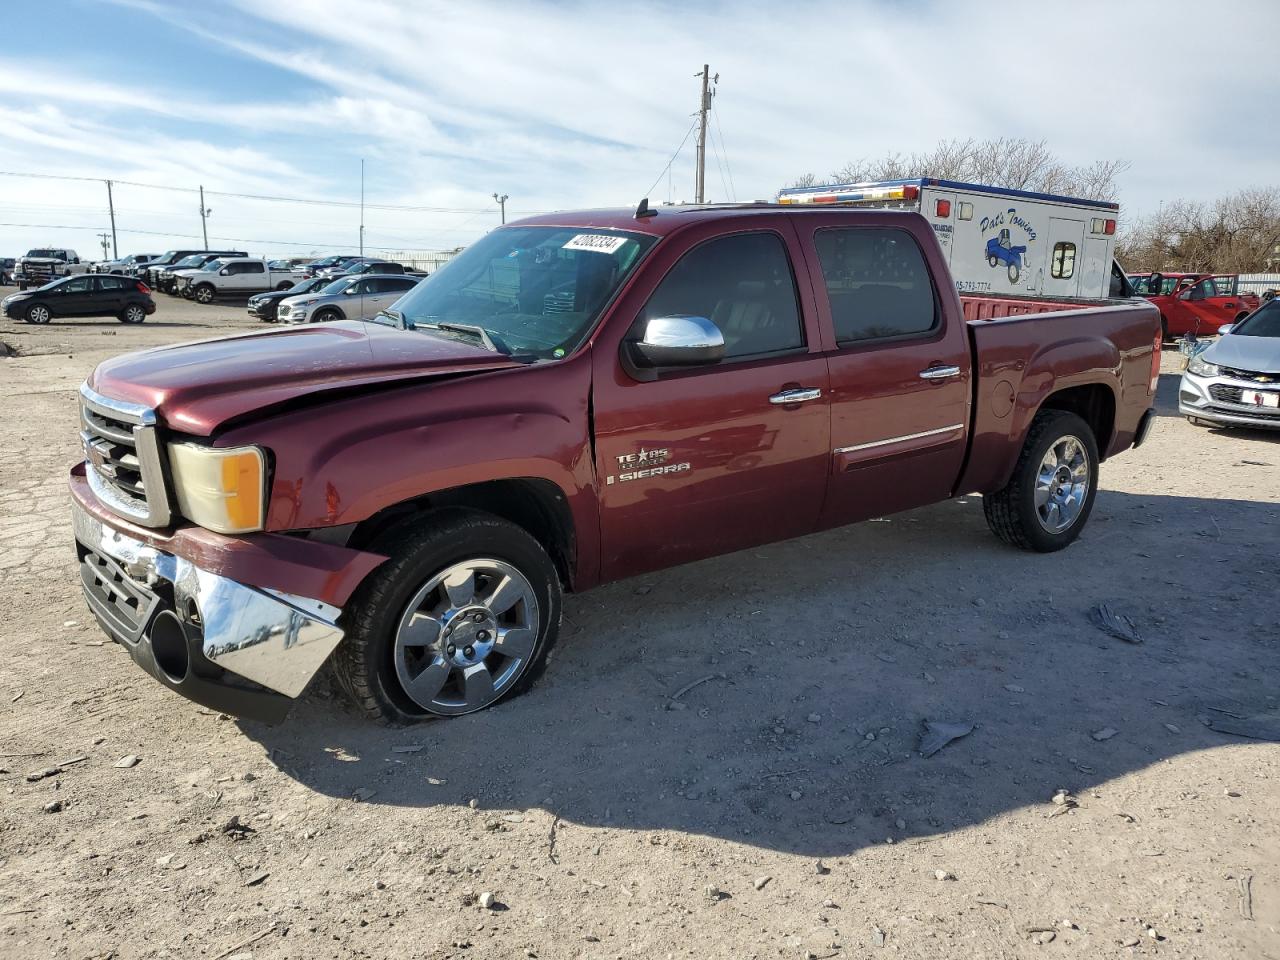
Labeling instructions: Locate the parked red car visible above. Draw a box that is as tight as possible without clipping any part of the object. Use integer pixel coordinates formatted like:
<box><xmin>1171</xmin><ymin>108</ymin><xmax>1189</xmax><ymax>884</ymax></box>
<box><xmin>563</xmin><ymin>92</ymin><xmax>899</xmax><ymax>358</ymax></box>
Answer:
<box><xmin>1131</xmin><ymin>272</ymin><xmax>1260</xmax><ymax>340</ymax></box>
<box><xmin>70</xmin><ymin>204</ymin><xmax>1161</xmax><ymax>723</ymax></box>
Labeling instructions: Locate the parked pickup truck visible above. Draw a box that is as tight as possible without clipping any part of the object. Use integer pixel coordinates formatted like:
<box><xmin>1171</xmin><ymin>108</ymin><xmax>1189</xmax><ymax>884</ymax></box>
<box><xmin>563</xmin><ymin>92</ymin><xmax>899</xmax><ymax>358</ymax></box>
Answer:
<box><xmin>13</xmin><ymin>247</ymin><xmax>89</xmax><ymax>289</ymax></box>
<box><xmin>177</xmin><ymin>257</ymin><xmax>309</xmax><ymax>303</ymax></box>
<box><xmin>69</xmin><ymin>204</ymin><xmax>1160</xmax><ymax>723</ymax></box>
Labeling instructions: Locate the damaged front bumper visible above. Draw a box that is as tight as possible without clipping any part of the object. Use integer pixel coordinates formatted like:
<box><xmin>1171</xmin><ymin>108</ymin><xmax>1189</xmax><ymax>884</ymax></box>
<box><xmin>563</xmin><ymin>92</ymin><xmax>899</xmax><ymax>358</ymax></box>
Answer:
<box><xmin>70</xmin><ymin>465</ymin><xmax>386</xmax><ymax>722</ymax></box>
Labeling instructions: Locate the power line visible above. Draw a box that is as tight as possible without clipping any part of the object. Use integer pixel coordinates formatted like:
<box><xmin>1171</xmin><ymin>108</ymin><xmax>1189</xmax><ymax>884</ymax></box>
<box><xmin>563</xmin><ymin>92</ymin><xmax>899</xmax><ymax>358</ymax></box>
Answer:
<box><xmin>0</xmin><ymin>169</ymin><xmax>524</xmax><ymax>215</ymax></box>
<box><xmin>643</xmin><ymin>118</ymin><xmax>699</xmax><ymax>201</ymax></box>
<box><xmin>711</xmin><ymin>99</ymin><xmax>737</xmax><ymax>202</ymax></box>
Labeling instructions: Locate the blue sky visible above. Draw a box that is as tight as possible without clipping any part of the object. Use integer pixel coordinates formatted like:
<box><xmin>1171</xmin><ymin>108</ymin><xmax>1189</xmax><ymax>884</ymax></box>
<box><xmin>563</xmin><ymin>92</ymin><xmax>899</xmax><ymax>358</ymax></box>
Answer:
<box><xmin>1</xmin><ymin>0</ymin><xmax>1276</xmax><ymax>261</ymax></box>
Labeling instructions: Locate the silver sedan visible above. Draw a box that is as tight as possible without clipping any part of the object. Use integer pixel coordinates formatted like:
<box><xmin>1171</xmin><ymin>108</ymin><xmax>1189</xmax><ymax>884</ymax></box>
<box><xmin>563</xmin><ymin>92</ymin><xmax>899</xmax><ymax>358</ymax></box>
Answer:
<box><xmin>1179</xmin><ymin>300</ymin><xmax>1280</xmax><ymax>430</ymax></box>
<box><xmin>276</xmin><ymin>274</ymin><xmax>422</xmax><ymax>324</ymax></box>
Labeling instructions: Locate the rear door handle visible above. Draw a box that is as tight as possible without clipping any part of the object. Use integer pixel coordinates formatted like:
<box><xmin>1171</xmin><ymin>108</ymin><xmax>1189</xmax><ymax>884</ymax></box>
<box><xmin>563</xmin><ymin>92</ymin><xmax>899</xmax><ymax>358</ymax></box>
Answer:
<box><xmin>769</xmin><ymin>387</ymin><xmax>823</xmax><ymax>405</ymax></box>
<box><xmin>919</xmin><ymin>365</ymin><xmax>962</xmax><ymax>380</ymax></box>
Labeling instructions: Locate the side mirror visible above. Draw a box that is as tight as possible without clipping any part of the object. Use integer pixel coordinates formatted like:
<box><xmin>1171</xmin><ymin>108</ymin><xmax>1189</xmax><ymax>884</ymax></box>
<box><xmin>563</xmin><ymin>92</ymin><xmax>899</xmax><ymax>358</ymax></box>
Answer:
<box><xmin>1217</xmin><ymin>324</ymin><xmax>1234</xmax><ymax>336</ymax></box>
<box><xmin>219</xmin><ymin>268</ymin><xmax>231</xmax><ymax>276</ymax></box>
<box><xmin>345</xmin><ymin>287</ymin><xmax>359</xmax><ymax>295</ymax></box>
<box><xmin>628</xmin><ymin>315</ymin><xmax>725</xmax><ymax>368</ymax></box>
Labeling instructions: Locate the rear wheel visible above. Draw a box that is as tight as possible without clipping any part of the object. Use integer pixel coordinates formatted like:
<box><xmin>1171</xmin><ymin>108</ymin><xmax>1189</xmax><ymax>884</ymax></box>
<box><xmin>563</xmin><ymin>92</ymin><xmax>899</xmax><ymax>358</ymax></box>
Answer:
<box><xmin>987</xmin><ymin>255</ymin><xmax>998</xmax><ymax>268</ymax></box>
<box><xmin>24</xmin><ymin>303</ymin><xmax>51</xmax><ymax>324</ymax></box>
<box><xmin>276</xmin><ymin>281</ymin><xmax>293</xmax><ymax>291</ymax></box>
<box><xmin>983</xmin><ymin>410</ymin><xmax>1098</xmax><ymax>552</ymax></box>
<box><xmin>119</xmin><ymin>303</ymin><xmax>147</xmax><ymax>324</ymax></box>
<box><xmin>333</xmin><ymin>509</ymin><xmax>561</xmax><ymax>724</ymax></box>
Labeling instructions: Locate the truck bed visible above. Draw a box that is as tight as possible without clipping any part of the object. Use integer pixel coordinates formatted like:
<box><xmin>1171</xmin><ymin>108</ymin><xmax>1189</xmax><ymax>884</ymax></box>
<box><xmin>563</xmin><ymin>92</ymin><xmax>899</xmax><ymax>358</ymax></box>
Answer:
<box><xmin>957</xmin><ymin>297</ymin><xmax>1161</xmax><ymax>496</ymax></box>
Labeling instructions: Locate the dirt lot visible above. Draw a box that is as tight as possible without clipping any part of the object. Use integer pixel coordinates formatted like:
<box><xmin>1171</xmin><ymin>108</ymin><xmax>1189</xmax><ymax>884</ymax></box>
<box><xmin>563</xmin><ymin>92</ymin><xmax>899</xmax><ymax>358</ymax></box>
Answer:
<box><xmin>0</xmin><ymin>290</ymin><xmax>1277</xmax><ymax>960</ymax></box>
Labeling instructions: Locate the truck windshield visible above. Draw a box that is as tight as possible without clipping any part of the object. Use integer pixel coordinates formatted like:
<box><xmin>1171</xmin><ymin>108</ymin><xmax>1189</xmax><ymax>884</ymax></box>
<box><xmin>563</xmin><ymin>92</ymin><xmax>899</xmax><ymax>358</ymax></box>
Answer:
<box><xmin>1231</xmin><ymin>301</ymin><xmax>1280</xmax><ymax>338</ymax></box>
<box><xmin>391</xmin><ymin>225</ymin><xmax>656</xmax><ymax>359</ymax></box>
<box><xmin>173</xmin><ymin>256</ymin><xmax>205</xmax><ymax>268</ymax></box>
<box><xmin>26</xmin><ymin>249</ymin><xmax>61</xmax><ymax>258</ymax></box>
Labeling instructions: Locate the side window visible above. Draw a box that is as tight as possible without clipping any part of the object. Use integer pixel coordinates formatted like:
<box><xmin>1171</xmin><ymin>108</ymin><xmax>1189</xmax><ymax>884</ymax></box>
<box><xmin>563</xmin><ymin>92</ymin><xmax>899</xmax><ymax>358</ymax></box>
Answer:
<box><xmin>642</xmin><ymin>232</ymin><xmax>804</xmax><ymax>360</ymax></box>
<box><xmin>98</xmin><ymin>276</ymin><xmax>125</xmax><ymax>291</ymax></box>
<box><xmin>1210</xmin><ymin>276</ymin><xmax>1235</xmax><ymax>297</ymax></box>
<box><xmin>389</xmin><ymin>278</ymin><xmax>416</xmax><ymax>293</ymax></box>
<box><xmin>1193</xmin><ymin>279</ymin><xmax>1217</xmax><ymax>299</ymax></box>
<box><xmin>62</xmin><ymin>277</ymin><xmax>92</xmax><ymax>293</ymax></box>
<box><xmin>350</xmin><ymin>280</ymin><xmax>371</xmax><ymax>295</ymax></box>
<box><xmin>1051</xmin><ymin>241</ymin><xmax>1077</xmax><ymax>279</ymax></box>
<box><xmin>814</xmin><ymin>228</ymin><xmax>937</xmax><ymax>343</ymax></box>
<box><xmin>242</xmin><ymin>261</ymin><xmax>265</xmax><ymax>274</ymax></box>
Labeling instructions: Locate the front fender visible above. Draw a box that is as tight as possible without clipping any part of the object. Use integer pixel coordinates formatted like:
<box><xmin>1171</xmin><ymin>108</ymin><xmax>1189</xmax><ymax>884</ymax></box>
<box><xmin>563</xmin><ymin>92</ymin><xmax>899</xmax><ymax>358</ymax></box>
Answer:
<box><xmin>214</xmin><ymin>355</ymin><xmax>600</xmax><ymax>579</ymax></box>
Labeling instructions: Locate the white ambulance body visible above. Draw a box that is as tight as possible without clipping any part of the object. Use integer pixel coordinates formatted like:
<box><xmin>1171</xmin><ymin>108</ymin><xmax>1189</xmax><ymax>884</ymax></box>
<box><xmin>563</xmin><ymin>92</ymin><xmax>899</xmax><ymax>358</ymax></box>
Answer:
<box><xmin>776</xmin><ymin>179</ymin><xmax>1120</xmax><ymax>300</ymax></box>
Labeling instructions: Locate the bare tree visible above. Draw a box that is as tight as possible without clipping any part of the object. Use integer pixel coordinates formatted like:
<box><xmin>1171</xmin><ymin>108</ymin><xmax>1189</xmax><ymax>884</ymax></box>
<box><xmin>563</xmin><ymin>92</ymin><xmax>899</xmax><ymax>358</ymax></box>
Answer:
<box><xmin>796</xmin><ymin>137</ymin><xmax>1128</xmax><ymax>202</ymax></box>
<box><xmin>788</xmin><ymin>173</ymin><xmax>819</xmax><ymax>189</ymax></box>
<box><xmin>1117</xmin><ymin>187</ymin><xmax>1280</xmax><ymax>273</ymax></box>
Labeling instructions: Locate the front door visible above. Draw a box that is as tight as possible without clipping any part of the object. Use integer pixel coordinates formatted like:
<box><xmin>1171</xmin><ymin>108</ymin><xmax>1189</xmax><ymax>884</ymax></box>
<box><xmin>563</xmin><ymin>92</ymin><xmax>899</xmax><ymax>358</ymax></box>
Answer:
<box><xmin>591</xmin><ymin>224</ymin><xmax>831</xmax><ymax>579</ymax></box>
<box><xmin>1174</xmin><ymin>277</ymin><xmax>1238</xmax><ymax>334</ymax></box>
<box><xmin>55</xmin><ymin>276</ymin><xmax>96</xmax><ymax>315</ymax></box>
<box><xmin>793</xmin><ymin>218</ymin><xmax>972</xmax><ymax>527</ymax></box>
<box><xmin>1042</xmin><ymin>217</ymin><xmax>1085</xmax><ymax>297</ymax></box>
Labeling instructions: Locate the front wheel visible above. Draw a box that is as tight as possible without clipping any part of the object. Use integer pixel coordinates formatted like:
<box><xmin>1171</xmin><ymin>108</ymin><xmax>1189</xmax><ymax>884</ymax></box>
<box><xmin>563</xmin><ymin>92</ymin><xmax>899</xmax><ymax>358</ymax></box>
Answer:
<box><xmin>983</xmin><ymin>410</ymin><xmax>1098</xmax><ymax>552</ymax></box>
<box><xmin>24</xmin><ymin>303</ymin><xmax>51</xmax><ymax>324</ymax></box>
<box><xmin>1007</xmin><ymin>262</ymin><xmax>1020</xmax><ymax>284</ymax></box>
<box><xmin>333</xmin><ymin>509</ymin><xmax>562</xmax><ymax>724</ymax></box>
<box><xmin>312</xmin><ymin>308</ymin><xmax>341</xmax><ymax>324</ymax></box>
<box><xmin>193</xmin><ymin>284</ymin><xmax>215</xmax><ymax>304</ymax></box>
<box><xmin>987</xmin><ymin>255</ymin><xmax>998</xmax><ymax>268</ymax></box>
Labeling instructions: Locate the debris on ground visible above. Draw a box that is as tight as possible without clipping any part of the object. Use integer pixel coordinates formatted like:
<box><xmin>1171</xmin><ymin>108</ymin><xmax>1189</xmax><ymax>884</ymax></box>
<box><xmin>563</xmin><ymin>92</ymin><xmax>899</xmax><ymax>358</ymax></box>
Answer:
<box><xmin>1208</xmin><ymin>713</ymin><xmax>1280</xmax><ymax>742</ymax></box>
<box><xmin>1238</xmin><ymin>875</ymin><xmax>1253</xmax><ymax>920</ymax></box>
<box><xmin>480</xmin><ymin>891</ymin><xmax>496</xmax><ymax>909</ymax></box>
<box><xmin>753</xmin><ymin>875</ymin><xmax>771</xmax><ymax>890</ymax></box>
<box><xmin>934</xmin><ymin>869</ymin><xmax>955</xmax><ymax>881</ymax></box>
<box><xmin>1091</xmin><ymin>727</ymin><xmax>1118</xmax><ymax>741</ymax></box>
<box><xmin>113</xmin><ymin>754</ymin><xmax>140</xmax><ymax>768</ymax></box>
<box><xmin>1088</xmin><ymin>604</ymin><xmax>1142</xmax><ymax>643</ymax></box>
<box><xmin>918</xmin><ymin>720</ymin><xmax>974</xmax><ymax>758</ymax></box>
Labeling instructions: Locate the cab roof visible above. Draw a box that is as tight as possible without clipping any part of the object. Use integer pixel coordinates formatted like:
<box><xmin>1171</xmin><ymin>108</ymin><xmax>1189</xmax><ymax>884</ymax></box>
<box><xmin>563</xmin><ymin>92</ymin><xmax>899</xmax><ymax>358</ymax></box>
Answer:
<box><xmin>509</xmin><ymin>202</ymin><xmax>923</xmax><ymax>238</ymax></box>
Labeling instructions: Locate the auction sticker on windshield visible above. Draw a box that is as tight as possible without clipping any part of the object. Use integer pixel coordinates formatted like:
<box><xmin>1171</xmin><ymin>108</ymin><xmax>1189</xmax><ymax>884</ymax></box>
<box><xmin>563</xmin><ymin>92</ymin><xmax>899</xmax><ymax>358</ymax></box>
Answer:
<box><xmin>563</xmin><ymin>234</ymin><xmax>629</xmax><ymax>254</ymax></box>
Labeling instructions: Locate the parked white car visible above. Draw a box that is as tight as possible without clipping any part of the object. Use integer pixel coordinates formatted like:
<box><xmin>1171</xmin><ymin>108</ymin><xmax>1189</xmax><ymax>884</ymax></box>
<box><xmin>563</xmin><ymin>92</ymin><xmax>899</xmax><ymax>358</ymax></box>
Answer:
<box><xmin>179</xmin><ymin>258</ymin><xmax>310</xmax><ymax>303</ymax></box>
<box><xmin>276</xmin><ymin>274</ymin><xmax>420</xmax><ymax>323</ymax></box>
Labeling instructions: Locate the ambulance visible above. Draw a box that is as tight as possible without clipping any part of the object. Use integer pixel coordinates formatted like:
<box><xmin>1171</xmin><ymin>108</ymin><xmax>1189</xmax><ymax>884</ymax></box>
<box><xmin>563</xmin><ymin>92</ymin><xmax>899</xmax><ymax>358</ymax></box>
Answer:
<box><xmin>776</xmin><ymin>179</ymin><xmax>1123</xmax><ymax>300</ymax></box>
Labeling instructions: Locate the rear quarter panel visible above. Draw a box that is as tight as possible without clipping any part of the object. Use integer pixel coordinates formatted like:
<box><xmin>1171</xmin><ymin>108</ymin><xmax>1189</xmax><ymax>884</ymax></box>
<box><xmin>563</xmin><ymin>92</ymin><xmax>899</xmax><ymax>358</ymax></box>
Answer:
<box><xmin>957</xmin><ymin>300</ymin><xmax>1159</xmax><ymax>494</ymax></box>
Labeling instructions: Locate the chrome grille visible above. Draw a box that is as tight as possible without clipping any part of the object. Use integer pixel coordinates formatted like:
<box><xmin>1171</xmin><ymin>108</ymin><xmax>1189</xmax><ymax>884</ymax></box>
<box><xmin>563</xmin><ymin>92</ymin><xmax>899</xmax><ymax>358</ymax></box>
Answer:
<box><xmin>79</xmin><ymin>383</ymin><xmax>172</xmax><ymax>527</ymax></box>
<box><xmin>1220</xmin><ymin>366</ymin><xmax>1280</xmax><ymax>385</ymax></box>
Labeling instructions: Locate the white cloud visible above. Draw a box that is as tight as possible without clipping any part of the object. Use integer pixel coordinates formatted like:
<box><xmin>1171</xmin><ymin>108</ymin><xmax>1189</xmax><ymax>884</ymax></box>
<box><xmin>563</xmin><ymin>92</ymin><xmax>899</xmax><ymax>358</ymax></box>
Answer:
<box><xmin>1</xmin><ymin>0</ymin><xmax>1276</xmax><ymax>258</ymax></box>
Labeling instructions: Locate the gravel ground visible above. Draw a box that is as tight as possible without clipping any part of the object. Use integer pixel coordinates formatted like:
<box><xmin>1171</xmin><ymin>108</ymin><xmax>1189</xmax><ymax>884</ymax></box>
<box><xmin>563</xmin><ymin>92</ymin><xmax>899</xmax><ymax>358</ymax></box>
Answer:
<box><xmin>0</xmin><ymin>291</ymin><xmax>1277</xmax><ymax>959</ymax></box>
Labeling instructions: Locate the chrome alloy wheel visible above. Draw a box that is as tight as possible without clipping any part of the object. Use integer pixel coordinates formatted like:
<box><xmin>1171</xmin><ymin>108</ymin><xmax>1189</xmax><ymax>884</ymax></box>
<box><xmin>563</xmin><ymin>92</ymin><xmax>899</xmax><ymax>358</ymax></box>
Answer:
<box><xmin>1034</xmin><ymin>435</ymin><xmax>1089</xmax><ymax>533</ymax></box>
<box><xmin>27</xmin><ymin>305</ymin><xmax>50</xmax><ymax>324</ymax></box>
<box><xmin>392</xmin><ymin>558</ymin><xmax>539</xmax><ymax>715</ymax></box>
<box><xmin>124</xmin><ymin>304</ymin><xmax>145</xmax><ymax>323</ymax></box>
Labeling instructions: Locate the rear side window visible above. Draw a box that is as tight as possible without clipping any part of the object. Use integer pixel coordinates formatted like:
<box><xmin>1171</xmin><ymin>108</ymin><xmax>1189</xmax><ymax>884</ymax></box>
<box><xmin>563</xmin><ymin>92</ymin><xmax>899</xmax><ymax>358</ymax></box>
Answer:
<box><xmin>97</xmin><ymin>276</ymin><xmax>126</xmax><ymax>291</ymax></box>
<box><xmin>643</xmin><ymin>232</ymin><xmax>804</xmax><ymax>360</ymax></box>
<box><xmin>1051</xmin><ymin>242</ymin><xmax>1076</xmax><ymax>279</ymax></box>
<box><xmin>242</xmin><ymin>261</ymin><xmax>265</xmax><ymax>274</ymax></box>
<box><xmin>814</xmin><ymin>228</ymin><xmax>937</xmax><ymax>343</ymax></box>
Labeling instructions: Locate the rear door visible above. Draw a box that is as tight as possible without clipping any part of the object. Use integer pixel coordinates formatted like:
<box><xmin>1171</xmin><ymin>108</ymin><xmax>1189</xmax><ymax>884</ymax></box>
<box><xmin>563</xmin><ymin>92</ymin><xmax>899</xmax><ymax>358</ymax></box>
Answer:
<box><xmin>1042</xmin><ymin>217</ymin><xmax>1085</xmax><ymax>296</ymax></box>
<box><xmin>793</xmin><ymin>214</ymin><xmax>972</xmax><ymax>528</ymax></box>
<box><xmin>590</xmin><ymin>219</ymin><xmax>831</xmax><ymax>578</ymax></box>
<box><xmin>93</xmin><ymin>275</ymin><xmax>127</xmax><ymax>314</ymax></box>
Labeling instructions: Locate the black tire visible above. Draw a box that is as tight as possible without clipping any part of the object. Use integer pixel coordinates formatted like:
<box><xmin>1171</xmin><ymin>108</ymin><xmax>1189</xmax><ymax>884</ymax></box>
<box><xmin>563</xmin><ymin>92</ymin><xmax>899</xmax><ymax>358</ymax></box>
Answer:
<box><xmin>24</xmin><ymin>303</ymin><xmax>52</xmax><ymax>325</ymax></box>
<box><xmin>983</xmin><ymin>410</ymin><xmax>1099</xmax><ymax>553</ymax></box>
<box><xmin>119</xmin><ymin>303</ymin><xmax>147</xmax><ymax>324</ymax></box>
<box><xmin>333</xmin><ymin>508</ymin><xmax>562</xmax><ymax>724</ymax></box>
<box><xmin>312</xmin><ymin>308</ymin><xmax>341</xmax><ymax>324</ymax></box>
<box><xmin>987</xmin><ymin>255</ymin><xmax>998</xmax><ymax>268</ymax></box>
<box><xmin>276</xmin><ymin>281</ymin><xmax>293</xmax><ymax>291</ymax></box>
<box><xmin>1159</xmin><ymin>315</ymin><xmax>1168</xmax><ymax>345</ymax></box>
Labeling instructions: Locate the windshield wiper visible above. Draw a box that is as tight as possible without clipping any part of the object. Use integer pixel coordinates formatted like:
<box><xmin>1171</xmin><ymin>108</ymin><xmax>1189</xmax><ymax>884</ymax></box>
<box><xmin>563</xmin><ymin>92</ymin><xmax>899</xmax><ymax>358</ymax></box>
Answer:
<box><xmin>420</xmin><ymin>321</ymin><xmax>502</xmax><ymax>354</ymax></box>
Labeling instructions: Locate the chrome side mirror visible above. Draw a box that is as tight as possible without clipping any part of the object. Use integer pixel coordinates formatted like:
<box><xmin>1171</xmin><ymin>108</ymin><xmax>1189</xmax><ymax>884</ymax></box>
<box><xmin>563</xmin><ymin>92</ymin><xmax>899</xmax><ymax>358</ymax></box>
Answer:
<box><xmin>630</xmin><ymin>315</ymin><xmax>725</xmax><ymax>367</ymax></box>
<box><xmin>1217</xmin><ymin>324</ymin><xmax>1233</xmax><ymax>336</ymax></box>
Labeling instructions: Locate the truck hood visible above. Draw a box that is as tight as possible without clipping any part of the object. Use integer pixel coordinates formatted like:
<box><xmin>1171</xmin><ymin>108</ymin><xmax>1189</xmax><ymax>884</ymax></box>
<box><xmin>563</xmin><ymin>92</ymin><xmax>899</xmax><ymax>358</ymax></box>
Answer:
<box><xmin>89</xmin><ymin>320</ymin><xmax>526</xmax><ymax>436</ymax></box>
<box><xmin>1203</xmin><ymin>334</ymin><xmax>1280</xmax><ymax>374</ymax></box>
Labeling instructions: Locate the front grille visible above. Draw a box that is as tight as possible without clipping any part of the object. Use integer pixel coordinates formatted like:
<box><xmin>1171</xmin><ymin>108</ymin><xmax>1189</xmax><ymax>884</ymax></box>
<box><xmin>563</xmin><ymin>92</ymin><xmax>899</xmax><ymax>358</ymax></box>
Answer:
<box><xmin>79</xmin><ymin>384</ymin><xmax>171</xmax><ymax>527</ymax></box>
<box><xmin>1210</xmin><ymin>384</ymin><xmax>1244</xmax><ymax>404</ymax></box>
<box><xmin>1221</xmin><ymin>366</ymin><xmax>1280</xmax><ymax>385</ymax></box>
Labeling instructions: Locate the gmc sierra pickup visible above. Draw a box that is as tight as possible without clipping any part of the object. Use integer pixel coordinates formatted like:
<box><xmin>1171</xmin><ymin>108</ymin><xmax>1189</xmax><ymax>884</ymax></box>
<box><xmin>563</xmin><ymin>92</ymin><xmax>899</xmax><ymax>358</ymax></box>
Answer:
<box><xmin>70</xmin><ymin>204</ymin><xmax>1161</xmax><ymax>724</ymax></box>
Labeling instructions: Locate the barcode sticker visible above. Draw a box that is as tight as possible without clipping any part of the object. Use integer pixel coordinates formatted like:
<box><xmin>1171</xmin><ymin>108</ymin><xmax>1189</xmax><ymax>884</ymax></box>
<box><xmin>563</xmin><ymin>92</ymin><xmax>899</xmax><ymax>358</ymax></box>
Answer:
<box><xmin>562</xmin><ymin>234</ymin><xmax>628</xmax><ymax>254</ymax></box>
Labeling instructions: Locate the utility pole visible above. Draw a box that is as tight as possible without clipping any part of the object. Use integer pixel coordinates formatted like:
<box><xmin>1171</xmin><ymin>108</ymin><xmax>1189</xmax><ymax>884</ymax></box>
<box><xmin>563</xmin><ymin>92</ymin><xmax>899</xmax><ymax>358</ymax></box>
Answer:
<box><xmin>104</xmin><ymin>180</ymin><xmax>118</xmax><ymax>258</ymax></box>
<box><xmin>694</xmin><ymin>64</ymin><xmax>717</xmax><ymax>204</ymax></box>
<box><xmin>97</xmin><ymin>232</ymin><xmax>111</xmax><ymax>260</ymax></box>
<box><xmin>198</xmin><ymin>185</ymin><xmax>211</xmax><ymax>248</ymax></box>
<box><xmin>359</xmin><ymin>158</ymin><xmax>365</xmax><ymax>257</ymax></box>
<box><xmin>493</xmin><ymin>192</ymin><xmax>508</xmax><ymax>224</ymax></box>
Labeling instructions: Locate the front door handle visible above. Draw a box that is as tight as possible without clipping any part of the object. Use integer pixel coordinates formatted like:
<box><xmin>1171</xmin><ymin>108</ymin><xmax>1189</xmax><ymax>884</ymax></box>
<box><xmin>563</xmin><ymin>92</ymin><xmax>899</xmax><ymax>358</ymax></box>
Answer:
<box><xmin>769</xmin><ymin>387</ymin><xmax>823</xmax><ymax>405</ymax></box>
<box><xmin>919</xmin><ymin>365</ymin><xmax>962</xmax><ymax>380</ymax></box>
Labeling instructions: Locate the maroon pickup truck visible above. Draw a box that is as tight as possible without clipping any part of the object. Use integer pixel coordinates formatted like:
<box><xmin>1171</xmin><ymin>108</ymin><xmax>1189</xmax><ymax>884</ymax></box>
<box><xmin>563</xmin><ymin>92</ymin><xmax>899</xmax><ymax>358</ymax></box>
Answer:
<box><xmin>70</xmin><ymin>204</ymin><xmax>1161</xmax><ymax>723</ymax></box>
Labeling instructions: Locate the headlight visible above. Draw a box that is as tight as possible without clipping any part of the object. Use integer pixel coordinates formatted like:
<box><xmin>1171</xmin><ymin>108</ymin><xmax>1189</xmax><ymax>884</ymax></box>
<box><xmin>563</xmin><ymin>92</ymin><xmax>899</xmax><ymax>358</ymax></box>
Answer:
<box><xmin>167</xmin><ymin>443</ymin><xmax>268</xmax><ymax>534</ymax></box>
<box><xmin>1187</xmin><ymin>355</ymin><xmax>1220</xmax><ymax>377</ymax></box>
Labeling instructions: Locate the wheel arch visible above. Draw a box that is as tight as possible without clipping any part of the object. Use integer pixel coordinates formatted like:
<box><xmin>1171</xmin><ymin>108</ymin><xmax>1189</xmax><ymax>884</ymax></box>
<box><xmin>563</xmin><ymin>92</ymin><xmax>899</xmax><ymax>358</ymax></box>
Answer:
<box><xmin>347</xmin><ymin>478</ymin><xmax>578</xmax><ymax>591</ymax></box>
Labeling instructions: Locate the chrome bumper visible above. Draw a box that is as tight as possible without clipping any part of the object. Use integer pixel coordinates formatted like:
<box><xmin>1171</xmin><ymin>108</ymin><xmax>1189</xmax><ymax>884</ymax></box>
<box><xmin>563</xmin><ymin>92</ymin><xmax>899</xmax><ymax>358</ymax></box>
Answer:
<box><xmin>1178</xmin><ymin>371</ymin><xmax>1280</xmax><ymax>430</ymax></box>
<box><xmin>73</xmin><ymin>503</ymin><xmax>344</xmax><ymax>719</ymax></box>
